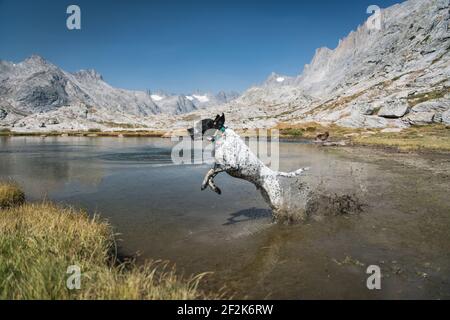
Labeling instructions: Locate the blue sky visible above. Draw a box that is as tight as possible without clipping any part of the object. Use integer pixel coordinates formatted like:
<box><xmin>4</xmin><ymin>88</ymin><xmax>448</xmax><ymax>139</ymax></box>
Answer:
<box><xmin>0</xmin><ymin>0</ymin><xmax>403</xmax><ymax>93</ymax></box>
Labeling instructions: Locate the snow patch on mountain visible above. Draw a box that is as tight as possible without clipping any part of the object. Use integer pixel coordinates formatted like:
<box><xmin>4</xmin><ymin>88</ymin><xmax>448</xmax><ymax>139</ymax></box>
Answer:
<box><xmin>151</xmin><ymin>94</ymin><xmax>164</xmax><ymax>101</ymax></box>
<box><xmin>192</xmin><ymin>94</ymin><xmax>210</xmax><ymax>103</ymax></box>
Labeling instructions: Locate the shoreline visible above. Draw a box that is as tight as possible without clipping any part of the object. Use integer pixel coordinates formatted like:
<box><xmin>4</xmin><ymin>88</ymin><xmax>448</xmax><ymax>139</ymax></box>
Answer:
<box><xmin>1</xmin><ymin>123</ymin><xmax>450</xmax><ymax>154</ymax></box>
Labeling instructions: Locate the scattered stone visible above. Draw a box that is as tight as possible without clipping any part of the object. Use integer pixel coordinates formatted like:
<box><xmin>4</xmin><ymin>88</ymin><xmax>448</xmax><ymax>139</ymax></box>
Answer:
<box><xmin>344</xmin><ymin>133</ymin><xmax>360</xmax><ymax>137</ymax></box>
<box><xmin>315</xmin><ymin>131</ymin><xmax>329</xmax><ymax>142</ymax></box>
<box><xmin>361</xmin><ymin>131</ymin><xmax>376</xmax><ymax>136</ymax></box>
<box><xmin>47</xmin><ymin>118</ymin><xmax>59</xmax><ymax>125</ymax></box>
<box><xmin>321</xmin><ymin>140</ymin><xmax>347</xmax><ymax>147</ymax></box>
<box><xmin>381</xmin><ymin>128</ymin><xmax>403</xmax><ymax>133</ymax></box>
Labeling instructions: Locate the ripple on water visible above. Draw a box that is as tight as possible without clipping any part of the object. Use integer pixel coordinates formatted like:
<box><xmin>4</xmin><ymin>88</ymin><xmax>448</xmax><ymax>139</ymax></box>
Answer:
<box><xmin>98</xmin><ymin>148</ymin><xmax>174</xmax><ymax>164</ymax></box>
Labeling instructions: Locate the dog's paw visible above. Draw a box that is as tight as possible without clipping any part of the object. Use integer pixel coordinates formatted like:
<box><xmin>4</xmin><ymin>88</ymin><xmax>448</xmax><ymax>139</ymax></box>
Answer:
<box><xmin>214</xmin><ymin>187</ymin><xmax>222</xmax><ymax>195</ymax></box>
<box><xmin>201</xmin><ymin>184</ymin><xmax>207</xmax><ymax>191</ymax></box>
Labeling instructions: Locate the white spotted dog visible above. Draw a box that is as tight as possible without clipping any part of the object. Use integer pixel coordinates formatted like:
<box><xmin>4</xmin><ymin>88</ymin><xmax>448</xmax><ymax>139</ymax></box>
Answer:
<box><xmin>188</xmin><ymin>114</ymin><xmax>309</xmax><ymax>214</ymax></box>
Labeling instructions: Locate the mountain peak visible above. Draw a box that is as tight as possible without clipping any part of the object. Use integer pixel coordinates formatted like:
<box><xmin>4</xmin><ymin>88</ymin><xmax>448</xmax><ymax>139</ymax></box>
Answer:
<box><xmin>263</xmin><ymin>72</ymin><xmax>295</xmax><ymax>87</ymax></box>
<box><xmin>24</xmin><ymin>54</ymin><xmax>49</xmax><ymax>66</ymax></box>
<box><xmin>73</xmin><ymin>69</ymin><xmax>104</xmax><ymax>81</ymax></box>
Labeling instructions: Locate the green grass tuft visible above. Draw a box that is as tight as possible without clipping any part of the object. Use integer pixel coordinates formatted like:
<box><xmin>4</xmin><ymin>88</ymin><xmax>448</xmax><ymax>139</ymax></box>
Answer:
<box><xmin>0</xmin><ymin>187</ymin><xmax>216</xmax><ymax>300</ymax></box>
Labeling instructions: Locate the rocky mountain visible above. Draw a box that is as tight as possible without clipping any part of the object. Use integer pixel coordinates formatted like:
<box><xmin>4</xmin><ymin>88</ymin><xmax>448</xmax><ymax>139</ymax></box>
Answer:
<box><xmin>177</xmin><ymin>0</ymin><xmax>448</xmax><ymax>131</ymax></box>
<box><xmin>146</xmin><ymin>90</ymin><xmax>239</xmax><ymax>114</ymax></box>
<box><xmin>263</xmin><ymin>72</ymin><xmax>296</xmax><ymax>88</ymax></box>
<box><xmin>2</xmin><ymin>0</ymin><xmax>449</xmax><ymax>132</ymax></box>
<box><xmin>0</xmin><ymin>56</ymin><xmax>239</xmax><ymax>130</ymax></box>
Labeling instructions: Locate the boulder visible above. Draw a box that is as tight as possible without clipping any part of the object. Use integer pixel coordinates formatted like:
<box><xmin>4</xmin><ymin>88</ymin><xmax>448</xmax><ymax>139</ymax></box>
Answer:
<box><xmin>411</xmin><ymin>101</ymin><xmax>449</xmax><ymax>123</ymax></box>
<box><xmin>360</xmin><ymin>102</ymin><xmax>379</xmax><ymax>116</ymax></box>
<box><xmin>378</xmin><ymin>100</ymin><xmax>410</xmax><ymax>118</ymax></box>
<box><xmin>335</xmin><ymin>114</ymin><xmax>364</xmax><ymax>128</ymax></box>
<box><xmin>364</xmin><ymin>116</ymin><xmax>391</xmax><ymax>128</ymax></box>
<box><xmin>336</xmin><ymin>114</ymin><xmax>397</xmax><ymax>129</ymax></box>
<box><xmin>351</xmin><ymin>101</ymin><xmax>378</xmax><ymax>115</ymax></box>
<box><xmin>442</xmin><ymin>110</ymin><xmax>450</xmax><ymax>125</ymax></box>
<box><xmin>406</xmin><ymin>112</ymin><xmax>435</xmax><ymax>125</ymax></box>
<box><xmin>411</xmin><ymin>101</ymin><xmax>448</xmax><ymax>113</ymax></box>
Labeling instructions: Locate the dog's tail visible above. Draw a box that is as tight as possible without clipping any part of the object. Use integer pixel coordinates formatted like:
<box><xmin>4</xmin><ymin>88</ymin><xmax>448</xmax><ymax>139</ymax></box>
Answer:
<box><xmin>275</xmin><ymin>167</ymin><xmax>309</xmax><ymax>178</ymax></box>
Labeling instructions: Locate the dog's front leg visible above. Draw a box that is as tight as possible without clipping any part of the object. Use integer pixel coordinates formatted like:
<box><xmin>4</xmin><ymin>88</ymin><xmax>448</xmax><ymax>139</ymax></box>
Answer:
<box><xmin>208</xmin><ymin>178</ymin><xmax>221</xmax><ymax>195</ymax></box>
<box><xmin>201</xmin><ymin>164</ymin><xmax>226</xmax><ymax>193</ymax></box>
<box><xmin>201</xmin><ymin>168</ymin><xmax>216</xmax><ymax>191</ymax></box>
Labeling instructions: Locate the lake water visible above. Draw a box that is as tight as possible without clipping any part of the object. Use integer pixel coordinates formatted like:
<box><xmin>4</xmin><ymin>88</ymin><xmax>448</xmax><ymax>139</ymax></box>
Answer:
<box><xmin>1</xmin><ymin>136</ymin><xmax>449</xmax><ymax>299</ymax></box>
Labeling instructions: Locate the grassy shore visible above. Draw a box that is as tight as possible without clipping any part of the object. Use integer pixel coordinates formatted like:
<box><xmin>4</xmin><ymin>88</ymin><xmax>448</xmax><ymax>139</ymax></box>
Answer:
<box><xmin>277</xmin><ymin>122</ymin><xmax>450</xmax><ymax>152</ymax></box>
<box><xmin>0</xmin><ymin>182</ymin><xmax>214</xmax><ymax>300</ymax></box>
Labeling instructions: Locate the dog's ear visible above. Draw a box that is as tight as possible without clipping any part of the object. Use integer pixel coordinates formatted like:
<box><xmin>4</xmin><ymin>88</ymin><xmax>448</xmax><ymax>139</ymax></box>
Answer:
<box><xmin>217</xmin><ymin>113</ymin><xmax>225</xmax><ymax>127</ymax></box>
<box><xmin>187</xmin><ymin>127</ymin><xmax>195</xmax><ymax>140</ymax></box>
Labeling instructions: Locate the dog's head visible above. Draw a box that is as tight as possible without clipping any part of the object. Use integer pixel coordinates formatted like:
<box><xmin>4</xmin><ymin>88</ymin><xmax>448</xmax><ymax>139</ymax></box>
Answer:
<box><xmin>187</xmin><ymin>114</ymin><xmax>226</xmax><ymax>140</ymax></box>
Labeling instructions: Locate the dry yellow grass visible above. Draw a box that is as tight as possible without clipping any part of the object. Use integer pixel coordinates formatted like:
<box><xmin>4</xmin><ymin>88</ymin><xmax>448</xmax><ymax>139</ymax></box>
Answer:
<box><xmin>0</xmin><ymin>181</ymin><xmax>25</xmax><ymax>209</ymax></box>
<box><xmin>276</xmin><ymin>122</ymin><xmax>450</xmax><ymax>152</ymax></box>
<box><xmin>276</xmin><ymin>122</ymin><xmax>365</xmax><ymax>139</ymax></box>
<box><xmin>0</xmin><ymin>190</ymin><xmax>215</xmax><ymax>300</ymax></box>
<box><xmin>353</xmin><ymin>125</ymin><xmax>450</xmax><ymax>152</ymax></box>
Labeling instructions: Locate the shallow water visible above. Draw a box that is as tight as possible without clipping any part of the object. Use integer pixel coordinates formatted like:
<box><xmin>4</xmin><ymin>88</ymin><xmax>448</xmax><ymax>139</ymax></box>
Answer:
<box><xmin>1</xmin><ymin>136</ymin><xmax>449</xmax><ymax>299</ymax></box>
